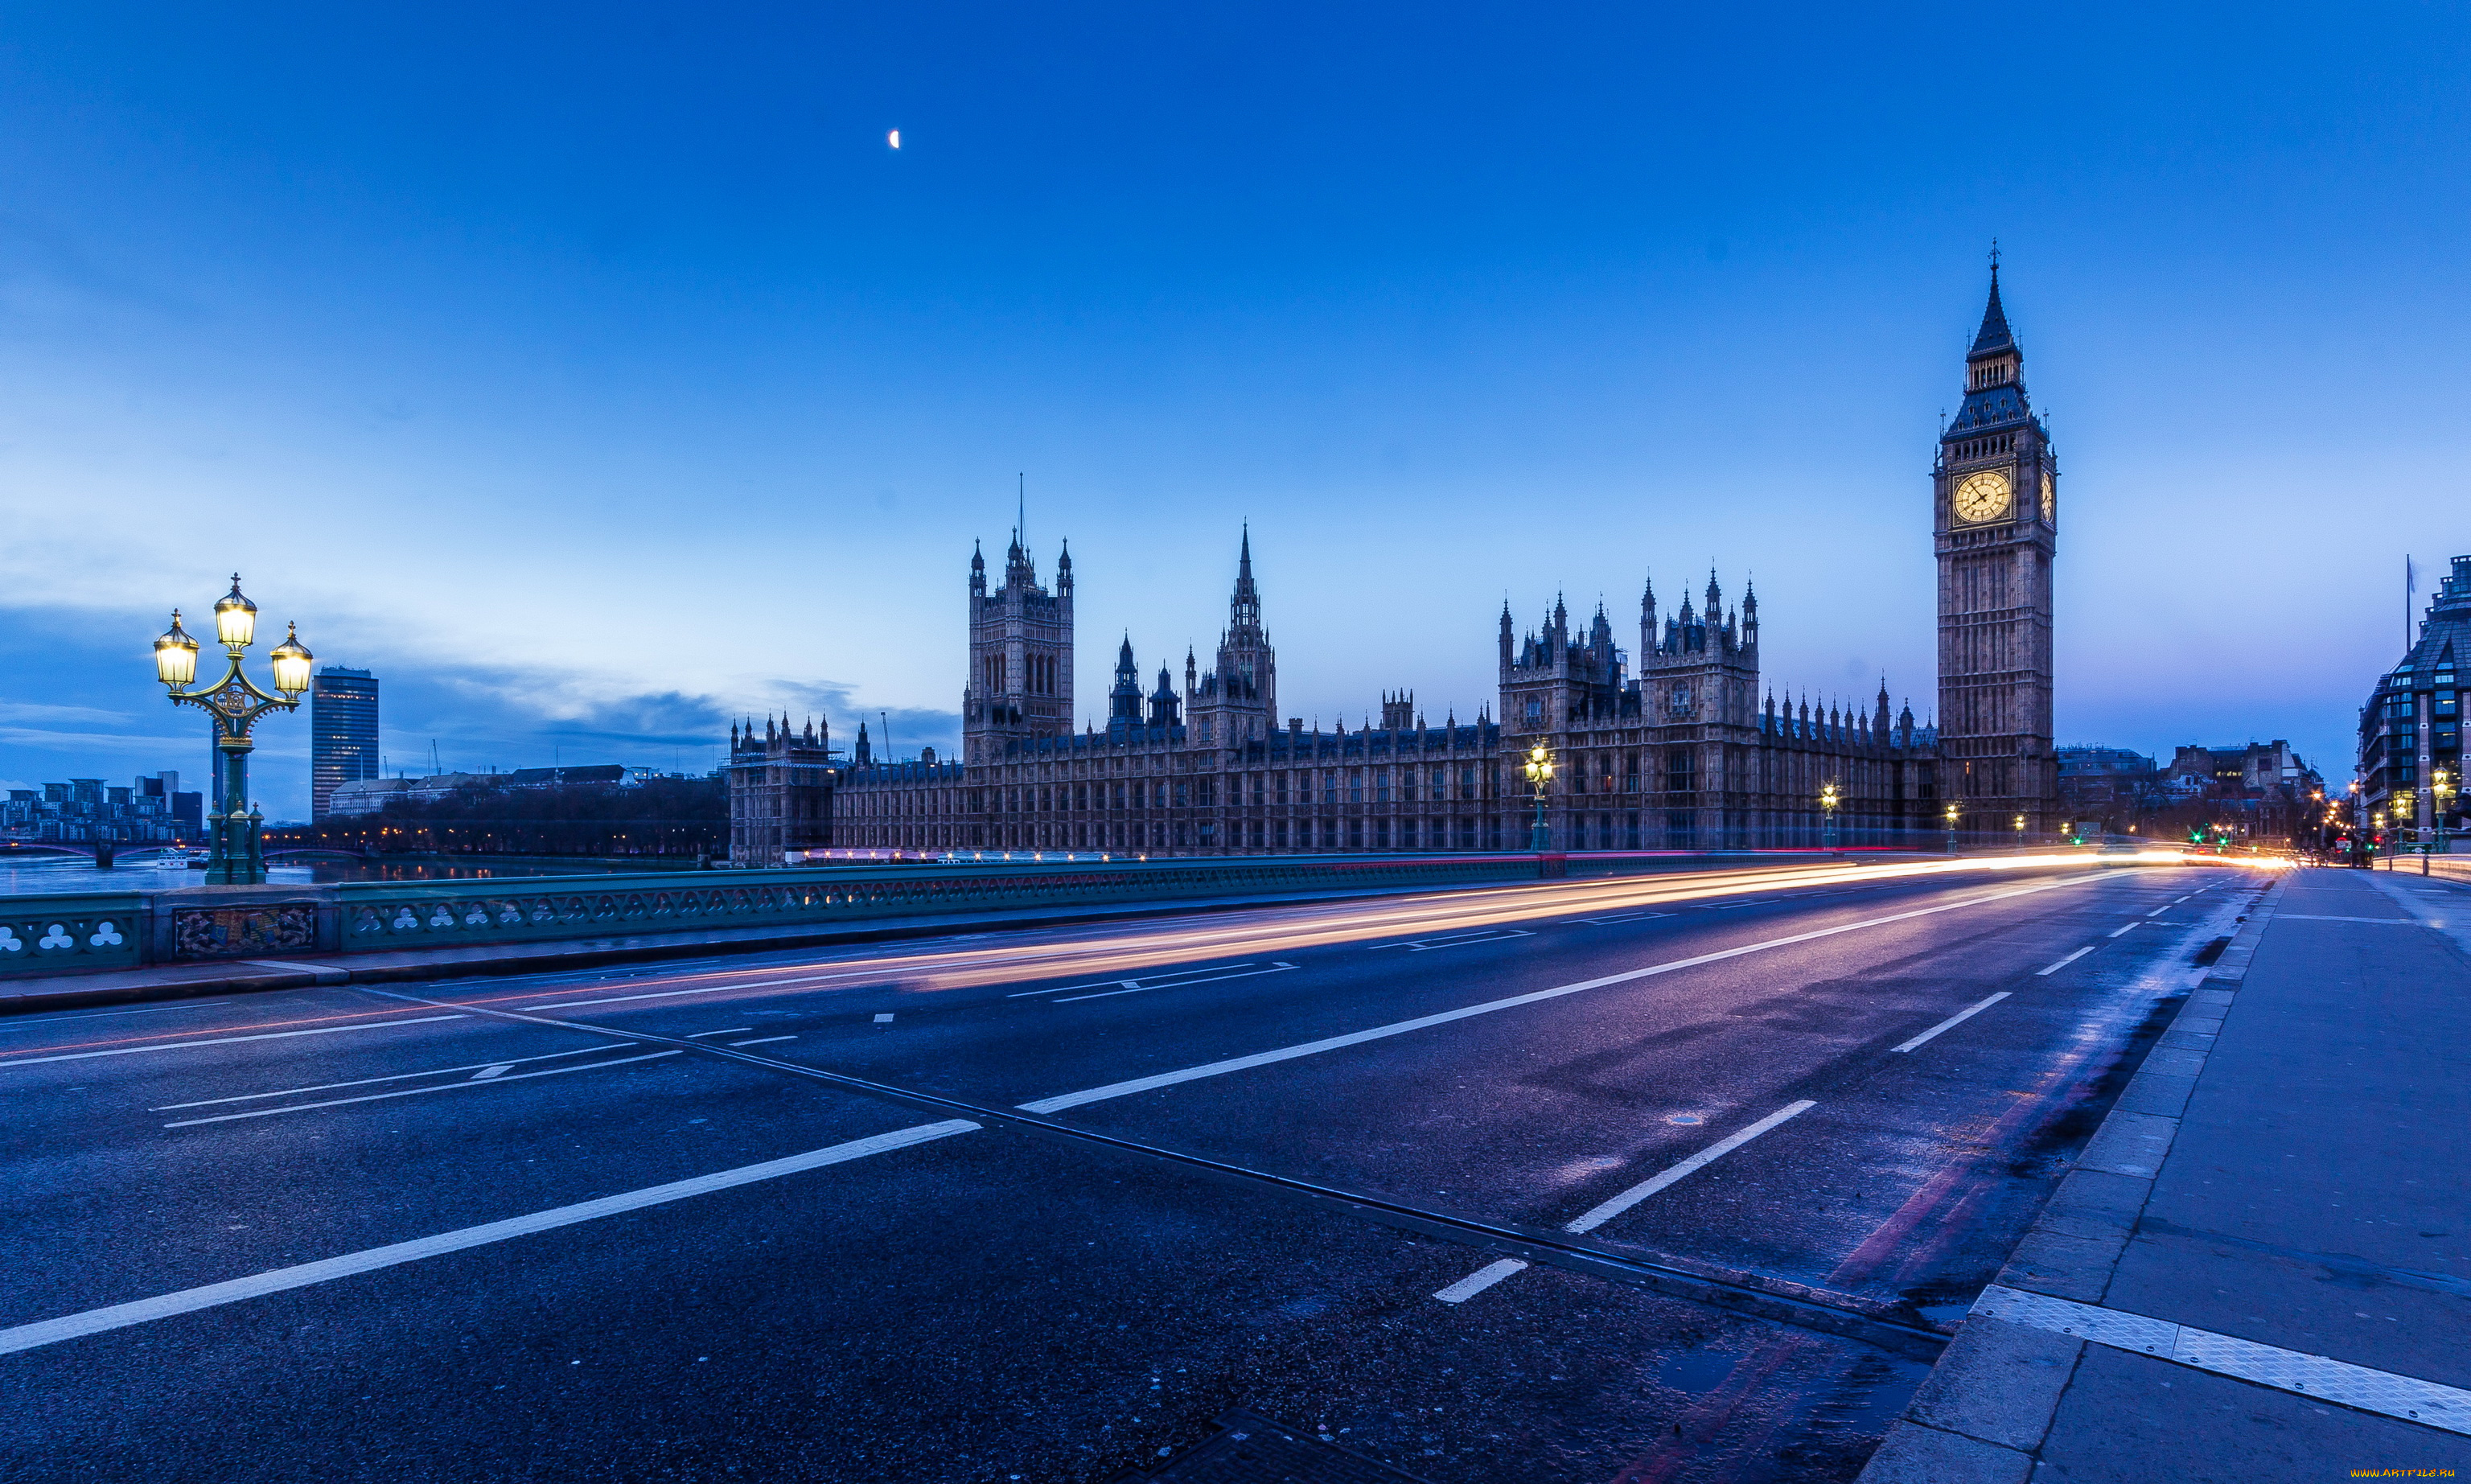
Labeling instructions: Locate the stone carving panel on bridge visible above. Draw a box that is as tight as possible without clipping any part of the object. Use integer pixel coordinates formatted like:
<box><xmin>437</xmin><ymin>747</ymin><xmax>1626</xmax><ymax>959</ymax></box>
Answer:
<box><xmin>171</xmin><ymin>903</ymin><xmax>318</xmax><ymax>960</ymax></box>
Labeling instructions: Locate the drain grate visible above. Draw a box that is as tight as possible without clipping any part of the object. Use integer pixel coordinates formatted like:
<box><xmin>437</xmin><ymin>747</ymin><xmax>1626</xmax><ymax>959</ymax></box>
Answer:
<box><xmin>1129</xmin><ymin>1409</ymin><xmax>1438</xmax><ymax>1483</ymax></box>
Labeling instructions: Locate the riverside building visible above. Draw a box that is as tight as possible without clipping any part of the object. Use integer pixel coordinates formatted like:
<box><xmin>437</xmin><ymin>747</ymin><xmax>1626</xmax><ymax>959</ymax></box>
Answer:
<box><xmin>728</xmin><ymin>271</ymin><xmax>2066</xmax><ymax>862</ymax></box>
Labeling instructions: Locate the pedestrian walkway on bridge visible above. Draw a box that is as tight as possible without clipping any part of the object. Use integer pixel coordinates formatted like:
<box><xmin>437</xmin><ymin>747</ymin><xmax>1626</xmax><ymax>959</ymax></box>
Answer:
<box><xmin>1863</xmin><ymin>865</ymin><xmax>2471</xmax><ymax>1480</ymax></box>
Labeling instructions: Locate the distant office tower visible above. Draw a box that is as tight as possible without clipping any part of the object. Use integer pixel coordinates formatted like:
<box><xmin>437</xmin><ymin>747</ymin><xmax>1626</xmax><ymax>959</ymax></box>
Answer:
<box><xmin>310</xmin><ymin>667</ymin><xmax>381</xmax><ymax>821</ymax></box>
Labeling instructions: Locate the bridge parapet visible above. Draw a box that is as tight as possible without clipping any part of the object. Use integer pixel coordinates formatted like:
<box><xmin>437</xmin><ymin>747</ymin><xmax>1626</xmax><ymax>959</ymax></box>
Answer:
<box><xmin>0</xmin><ymin>849</ymin><xmax>1967</xmax><ymax>980</ymax></box>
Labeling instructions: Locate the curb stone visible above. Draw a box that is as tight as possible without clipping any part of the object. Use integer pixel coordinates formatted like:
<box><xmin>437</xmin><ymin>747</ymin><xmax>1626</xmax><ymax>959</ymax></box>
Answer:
<box><xmin>1854</xmin><ymin>874</ymin><xmax>2284</xmax><ymax>1481</ymax></box>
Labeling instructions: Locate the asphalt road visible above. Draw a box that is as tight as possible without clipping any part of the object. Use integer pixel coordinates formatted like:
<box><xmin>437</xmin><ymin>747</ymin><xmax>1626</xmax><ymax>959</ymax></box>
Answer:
<box><xmin>0</xmin><ymin>857</ymin><xmax>2269</xmax><ymax>1483</ymax></box>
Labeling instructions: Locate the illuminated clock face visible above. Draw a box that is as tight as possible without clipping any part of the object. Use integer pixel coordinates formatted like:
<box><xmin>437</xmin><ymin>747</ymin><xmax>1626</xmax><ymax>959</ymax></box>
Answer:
<box><xmin>2041</xmin><ymin>471</ymin><xmax>2056</xmax><ymax>522</ymax></box>
<box><xmin>1951</xmin><ymin>470</ymin><xmax>2013</xmax><ymax>524</ymax></box>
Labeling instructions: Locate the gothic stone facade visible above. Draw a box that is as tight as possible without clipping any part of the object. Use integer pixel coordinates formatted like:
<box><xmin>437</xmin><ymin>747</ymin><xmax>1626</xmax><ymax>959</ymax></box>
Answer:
<box><xmin>728</xmin><ymin>273</ymin><xmax>2062</xmax><ymax>860</ymax></box>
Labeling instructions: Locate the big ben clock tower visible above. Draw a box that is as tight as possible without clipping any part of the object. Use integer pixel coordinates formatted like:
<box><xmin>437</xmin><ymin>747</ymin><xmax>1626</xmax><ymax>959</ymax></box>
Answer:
<box><xmin>1934</xmin><ymin>257</ymin><xmax>2059</xmax><ymax>833</ymax></box>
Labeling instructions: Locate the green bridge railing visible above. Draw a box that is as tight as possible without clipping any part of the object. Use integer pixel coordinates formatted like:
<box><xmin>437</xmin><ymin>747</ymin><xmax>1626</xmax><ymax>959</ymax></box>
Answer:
<box><xmin>4</xmin><ymin>849</ymin><xmax>1897</xmax><ymax>980</ymax></box>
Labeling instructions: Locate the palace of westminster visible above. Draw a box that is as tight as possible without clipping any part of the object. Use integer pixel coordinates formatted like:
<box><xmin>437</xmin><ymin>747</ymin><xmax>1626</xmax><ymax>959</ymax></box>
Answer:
<box><xmin>728</xmin><ymin>271</ymin><xmax>2062</xmax><ymax>862</ymax></box>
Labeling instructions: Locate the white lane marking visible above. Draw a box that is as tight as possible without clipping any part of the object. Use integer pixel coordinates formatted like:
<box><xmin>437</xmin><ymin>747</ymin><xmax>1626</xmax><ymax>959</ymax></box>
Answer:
<box><xmin>728</xmin><ymin>1036</ymin><xmax>797</xmax><ymax>1047</ymax></box>
<box><xmin>0</xmin><ymin>1015</ymin><xmax>467</xmax><ymax>1069</ymax></box>
<box><xmin>1891</xmin><ymin>993</ymin><xmax>2011</xmax><ymax>1054</ymax></box>
<box><xmin>2276</xmin><ymin>914</ymin><xmax>2419</xmax><ymax>924</ymax></box>
<box><xmin>1008</xmin><ymin>962</ymin><xmax>1266</xmax><ymax>999</ymax></box>
<box><xmin>0</xmin><ymin>1001</ymin><xmax>234</xmax><ymax>1031</ymax></box>
<box><xmin>873</xmin><ymin>1013</ymin><xmax>894</xmax><ymax>1023</ymax></box>
<box><xmin>527</xmin><ymin>969</ymin><xmax>886</xmax><ymax>1012</ymax></box>
<box><xmin>162</xmin><ymin>1050</ymin><xmax>684</xmax><ymax>1127</ymax></box>
<box><xmin>2145</xmin><ymin>906</ymin><xmax>2169</xmax><ymax>917</ymax></box>
<box><xmin>1974</xmin><ymin>1285</ymin><xmax>2471</xmax><ymax>1436</ymax></box>
<box><xmin>686</xmin><ymin>1027</ymin><xmax>754</xmax><ymax>1038</ymax></box>
<box><xmin>1404</xmin><ymin>929</ymin><xmax>1532</xmax><ymax>952</ymax></box>
<box><xmin>2108</xmin><ymin>923</ymin><xmax>2140</xmax><ymax>938</ymax></box>
<box><xmin>150</xmin><ymin>1043</ymin><xmax>628</xmax><ymax>1110</ymax></box>
<box><xmin>2036</xmin><ymin>946</ymin><xmax>2097</xmax><ymax>976</ymax></box>
<box><xmin>0</xmin><ymin>1120</ymin><xmax>981</xmax><ymax>1357</ymax></box>
<box><xmin>1582</xmin><ymin>911</ymin><xmax>1674</xmax><ymax>925</ymax></box>
<box><xmin>1433</xmin><ymin>1259</ymin><xmax>1528</xmax><ymax>1305</ymax></box>
<box><xmin>1052</xmin><ymin>963</ymin><xmax>1299</xmax><ymax>1003</ymax></box>
<box><xmin>469</xmin><ymin>1064</ymin><xmax>512</xmax><ymax>1081</ymax></box>
<box><xmin>1019</xmin><ymin>877</ymin><xmax>2095</xmax><ymax>1116</ymax></box>
<box><xmin>1562</xmin><ymin>1101</ymin><xmax>1816</xmax><ymax>1235</ymax></box>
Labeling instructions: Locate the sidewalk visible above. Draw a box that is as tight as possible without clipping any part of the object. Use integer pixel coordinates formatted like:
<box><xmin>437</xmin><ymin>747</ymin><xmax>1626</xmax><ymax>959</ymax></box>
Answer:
<box><xmin>1862</xmin><ymin>865</ymin><xmax>2471</xmax><ymax>1481</ymax></box>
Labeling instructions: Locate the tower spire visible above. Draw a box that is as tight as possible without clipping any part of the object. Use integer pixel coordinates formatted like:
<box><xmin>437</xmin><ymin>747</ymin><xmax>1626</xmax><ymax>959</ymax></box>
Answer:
<box><xmin>1971</xmin><ymin>250</ymin><xmax>2017</xmax><ymax>358</ymax></box>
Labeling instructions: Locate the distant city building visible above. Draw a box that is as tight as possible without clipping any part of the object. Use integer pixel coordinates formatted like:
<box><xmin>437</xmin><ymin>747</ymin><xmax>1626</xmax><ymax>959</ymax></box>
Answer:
<box><xmin>328</xmin><ymin>777</ymin><xmax>411</xmax><ymax>816</ymax></box>
<box><xmin>2358</xmin><ymin>555</ymin><xmax>2468</xmax><ymax>843</ymax></box>
<box><xmin>0</xmin><ymin>773</ymin><xmax>193</xmax><ymax>845</ymax></box>
<box><xmin>310</xmin><ymin>666</ymin><xmax>380</xmax><ymax>821</ymax></box>
<box><xmin>325</xmin><ymin>765</ymin><xmax>687</xmax><ymax>818</ymax></box>
<box><xmin>2156</xmin><ymin>742</ymin><xmax>2322</xmax><ymax>844</ymax></box>
<box><xmin>726</xmin><ymin>271</ymin><xmax>2070</xmax><ymax>862</ymax></box>
<box><xmin>2056</xmin><ymin>746</ymin><xmax>2159</xmax><ymax>829</ymax></box>
<box><xmin>138</xmin><ymin>771</ymin><xmax>204</xmax><ymax>843</ymax></box>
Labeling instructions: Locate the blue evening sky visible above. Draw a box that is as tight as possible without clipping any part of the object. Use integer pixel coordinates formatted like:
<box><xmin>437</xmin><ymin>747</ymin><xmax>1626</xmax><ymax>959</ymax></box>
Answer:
<box><xmin>1</xmin><ymin>5</ymin><xmax>2463</xmax><ymax>817</ymax></box>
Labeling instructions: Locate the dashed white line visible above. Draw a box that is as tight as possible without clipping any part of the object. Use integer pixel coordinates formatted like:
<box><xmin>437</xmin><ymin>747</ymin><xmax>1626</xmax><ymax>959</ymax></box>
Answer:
<box><xmin>0</xmin><ymin>1000</ymin><xmax>234</xmax><ymax>1031</ymax></box>
<box><xmin>1433</xmin><ymin>1259</ymin><xmax>1529</xmax><ymax>1305</ymax></box>
<box><xmin>1891</xmin><ymin>993</ymin><xmax>2010</xmax><ymax>1053</ymax></box>
<box><xmin>0</xmin><ymin>1120</ymin><xmax>981</xmax><ymax>1356</ymax></box>
<box><xmin>1052</xmin><ymin>963</ymin><xmax>1299</xmax><ymax>1002</ymax></box>
<box><xmin>1018</xmin><ymin>876</ymin><xmax>2097</xmax><ymax>1116</ymax></box>
<box><xmin>687</xmin><ymin>1027</ymin><xmax>754</xmax><ymax>1038</ymax></box>
<box><xmin>2109</xmin><ymin>923</ymin><xmax>2140</xmax><ymax>938</ymax></box>
<box><xmin>1563</xmin><ymin>1100</ymin><xmax>1817</xmax><ymax>1235</ymax></box>
<box><xmin>150</xmin><ymin>1042</ymin><xmax>629</xmax><ymax>1110</ymax></box>
<box><xmin>873</xmin><ymin>1013</ymin><xmax>894</xmax><ymax>1023</ymax></box>
<box><xmin>1008</xmin><ymin>962</ymin><xmax>1271</xmax><ymax>999</ymax></box>
<box><xmin>161</xmin><ymin>1050</ymin><xmax>684</xmax><ymax>1127</ymax></box>
<box><xmin>2036</xmin><ymin>946</ymin><xmax>2097</xmax><ymax>976</ymax></box>
<box><xmin>0</xmin><ymin>1015</ymin><xmax>467</xmax><ymax>1069</ymax></box>
<box><xmin>727</xmin><ymin>1036</ymin><xmax>798</xmax><ymax>1048</ymax></box>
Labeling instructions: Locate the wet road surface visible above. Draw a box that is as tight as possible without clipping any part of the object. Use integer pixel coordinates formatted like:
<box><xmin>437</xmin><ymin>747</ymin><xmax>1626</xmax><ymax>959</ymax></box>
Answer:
<box><xmin>0</xmin><ymin>857</ymin><xmax>2270</xmax><ymax>1482</ymax></box>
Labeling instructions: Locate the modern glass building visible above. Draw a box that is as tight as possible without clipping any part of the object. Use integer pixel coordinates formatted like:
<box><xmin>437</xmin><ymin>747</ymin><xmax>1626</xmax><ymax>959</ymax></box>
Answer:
<box><xmin>310</xmin><ymin>666</ymin><xmax>380</xmax><ymax>821</ymax></box>
<box><xmin>2359</xmin><ymin>556</ymin><xmax>2467</xmax><ymax>847</ymax></box>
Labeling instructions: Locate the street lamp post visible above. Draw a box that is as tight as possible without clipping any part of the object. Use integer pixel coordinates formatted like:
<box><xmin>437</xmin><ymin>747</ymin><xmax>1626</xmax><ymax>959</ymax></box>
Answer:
<box><xmin>2431</xmin><ymin>768</ymin><xmax>2455</xmax><ymax>874</ymax></box>
<box><xmin>1819</xmin><ymin>782</ymin><xmax>1840</xmax><ymax>850</ymax></box>
<box><xmin>2013</xmin><ymin>812</ymin><xmax>2027</xmax><ymax>849</ymax></box>
<box><xmin>1523</xmin><ymin>742</ymin><xmax>1555</xmax><ymax>853</ymax></box>
<box><xmin>154</xmin><ymin>576</ymin><xmax>312</xmax><ymax>886</ymax></box>
<box><xmin>1943</xmin><ymin>803</ymin><xmax>1960</xmax><ymax>854</ymax></box>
